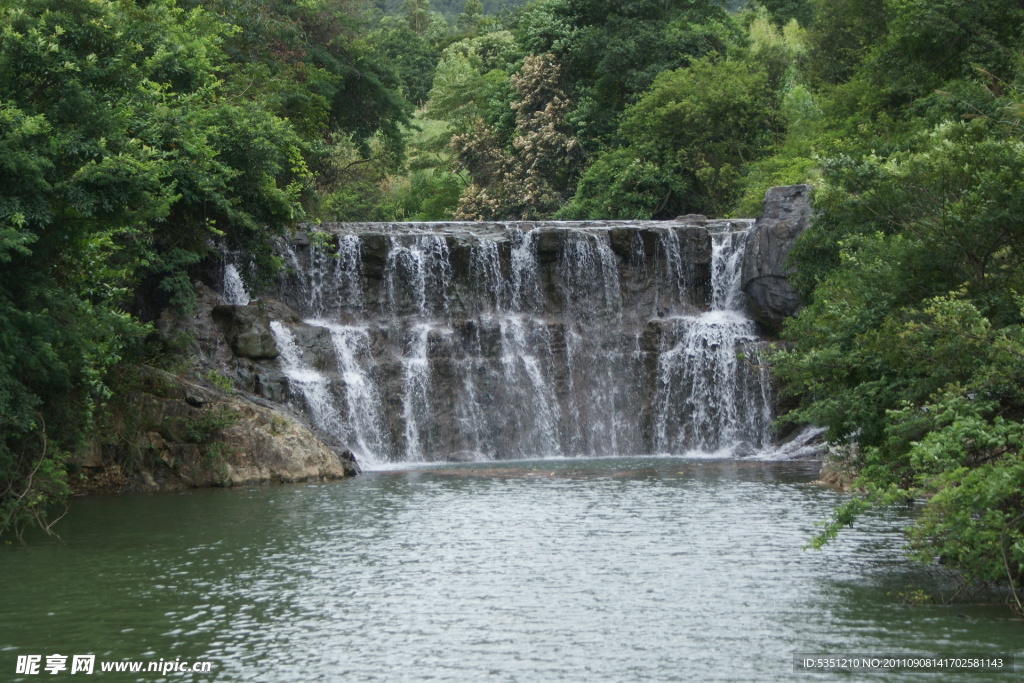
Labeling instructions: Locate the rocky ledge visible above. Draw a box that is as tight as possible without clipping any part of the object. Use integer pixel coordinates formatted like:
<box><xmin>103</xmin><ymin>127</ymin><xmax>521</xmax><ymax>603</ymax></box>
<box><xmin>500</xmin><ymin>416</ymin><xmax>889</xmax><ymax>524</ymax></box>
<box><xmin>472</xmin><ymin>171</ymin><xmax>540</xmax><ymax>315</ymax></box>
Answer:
<box><xmin>74</xmin><ymin>367</ymin><xmax>358</xmax><ymax>495</ymax></box>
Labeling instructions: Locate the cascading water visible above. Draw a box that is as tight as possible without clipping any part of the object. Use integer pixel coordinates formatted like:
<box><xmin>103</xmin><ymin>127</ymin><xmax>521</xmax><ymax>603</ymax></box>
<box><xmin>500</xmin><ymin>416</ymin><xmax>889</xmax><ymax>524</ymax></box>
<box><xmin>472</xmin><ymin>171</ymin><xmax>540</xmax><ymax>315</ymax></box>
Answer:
<box><xmin>400</xmin><ymin>323</ymin><xmax>434</xmax><ymax>461</ymax></box>
<box><xmin>269</xmin><ymin>321</ymin><xmax>348</xmax><ymax>447</ymax></box>
<box><xmin>320</xmin><ymin>322</ymin><xmax>389</xmax><ymax>463</ymax></box>
<box><xmin>384</xmin><ymin>235</ymin><xmax>453</xmax><ymax>317</ymax></box>
<box><xmin>335</xmin><ymin>235</ymin><xmax>365</xmax><ymax>315</ymax></box>
<box><xmin>224</xmin><ymin>220</ymin><xmax>777</xmax><ymax>466</ymax></box>
<box><xmin>652</xmin><ymin>229</ymin><xmax>772</xmax><ymax>456</ymax></box>
<box><xmin>222</xmin><ymin>263</ymin><xmax>250</xmax><ymax>306</ymax></box>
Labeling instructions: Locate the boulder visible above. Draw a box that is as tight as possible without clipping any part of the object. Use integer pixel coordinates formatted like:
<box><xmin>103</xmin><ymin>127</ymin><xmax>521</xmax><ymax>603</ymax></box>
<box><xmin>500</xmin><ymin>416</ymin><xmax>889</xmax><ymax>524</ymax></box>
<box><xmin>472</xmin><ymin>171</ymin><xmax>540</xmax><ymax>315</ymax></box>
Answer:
<box><xmin>741</xmin><ymin>184</ymin><xmax>814</xmax><ymax>335</ymax></box>
<box><xmin>212</xmin><ymin>304</ymin><xmax>280</xmax><ymax>360</ymax></box>
<box><xmin>76</xmin><ymin>368</ymin><xmax>358</xmax><ymax>493</ymax></box>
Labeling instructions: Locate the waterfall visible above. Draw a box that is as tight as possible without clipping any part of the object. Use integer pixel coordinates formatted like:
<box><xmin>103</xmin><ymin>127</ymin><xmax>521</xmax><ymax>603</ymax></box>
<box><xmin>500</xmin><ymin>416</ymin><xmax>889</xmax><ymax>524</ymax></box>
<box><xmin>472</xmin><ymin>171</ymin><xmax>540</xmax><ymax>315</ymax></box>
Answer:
<box><xmin>384</xmin><ymin>235</ymin><xmax>452</xmax><ymax>317</ymax></box>
<box><xmin>559</xmin><ymin>231</ymin><xmax>622</xmax><ymax>319</ymax></box>
<box><xmin>222</xmin><ymin>263</ymin><xmax>250</xmax><ymax>305</ymax></box>
<box><xmin>269</xmin><ymin>321</ymin><xmax>347</xmax><ymax>445</ymax></box>
<box><xmin>710</xmin><ymin>229</ymin><xmax>748</xmax><ymax>312</ymax></box>
<box><xmin>498</xmin><ymin>316</ymin><xmax>563</xmax><ymax>457</ymax></box>
<box><xmin>320</xmin><ymin>322</ymin><xmax>389</xmax><ymax>465</ymax></box>
<box><xmin>656</xmin><ymin>230</ymin><xmax>693</xmax><ymax>314</ymax></box>
<box><xmin>507</xmin><ymin>226</ymin><xmax>542</xmax><ymax>313</ymax></box>
<box><xmin>652</xmin><ymin>229</ymin><xmax>772</xmax><ymax>455</ymax></box>
<box><xmin>251</xmin><ymin>220</ymin><xmax>776</xmax><ymax>465</ymax></box>
<box><xmin>469</xmin><ymin>239</ymin><xmax>505</xmax><ymax>313</ymax></box>
<box><xmin>400</xmin><ymin>323</ymin><xmax>434</xmax><ymax>461</ymax></box>
<box><xmin>335</xmin><ymin>235</ymin><xmax>365</xmax><ymax>315</ymax></box>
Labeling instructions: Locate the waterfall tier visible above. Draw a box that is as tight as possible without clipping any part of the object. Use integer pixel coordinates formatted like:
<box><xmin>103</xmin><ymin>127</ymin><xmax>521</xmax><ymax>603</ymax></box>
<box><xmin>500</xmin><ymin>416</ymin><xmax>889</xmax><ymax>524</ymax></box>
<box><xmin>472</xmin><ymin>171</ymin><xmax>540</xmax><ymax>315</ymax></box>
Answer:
<box><xmin>220</xmin><ymin>219</ymin><xmax>774</xmax><ymax>465</ymax></box>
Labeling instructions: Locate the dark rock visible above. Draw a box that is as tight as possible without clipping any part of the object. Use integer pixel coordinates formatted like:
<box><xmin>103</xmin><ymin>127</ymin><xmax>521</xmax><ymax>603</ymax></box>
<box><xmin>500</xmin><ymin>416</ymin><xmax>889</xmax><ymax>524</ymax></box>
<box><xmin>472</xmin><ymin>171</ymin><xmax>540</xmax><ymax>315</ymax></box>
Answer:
<box><xmin>533</xmin><ymin>229</ymin><xmax>562</xmax><ymax>264</ymax></box>
<box><xmin>608</xmin><ymin>227</ymin><xmax>638</xmax><ymax>258</ymax></box>
<box><xmin>290</xmin><ymin>231</ymin><xmax>312</xmax><ymax>247</ymax></box>
<box><xmin>741</xmin><ymin>184</ymin><xmax>814</xmax><ymax>335</ymax></box>
<box><xmin>359</xmin><ymin>233</ymin><xmax>390</xmax><ymax>280</ymax></box>
<box><xmin>212</xmin><ymin>304</ymin><xmax>280</xmax><ymax>360</ymax></box>
<box><xmin>338</xmin><ymin>449</ymin><xmax>361</xmax><ymax>476</ymax></box>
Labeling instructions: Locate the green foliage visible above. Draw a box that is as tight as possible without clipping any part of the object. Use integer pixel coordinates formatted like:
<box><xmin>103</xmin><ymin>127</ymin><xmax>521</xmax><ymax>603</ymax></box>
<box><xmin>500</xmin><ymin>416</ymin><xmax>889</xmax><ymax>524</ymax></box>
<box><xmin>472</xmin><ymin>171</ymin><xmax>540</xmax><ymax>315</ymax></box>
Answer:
<box><xmin>515</xmin><ymin>0</ymin><xmax>737</xmax><ymax>149</ymax></box>
<box><xmin>804</xmin><ymin>0</ymin><xmax>887</xmax><ymax>86</ymax></box>
<box><xmin>176</xmin><ymin>404</ymin><xmax>239</xmax><ymax>473</ymax></box>
<box><xmin>755</xmin><ymin>0</ymin><xmax>813</xmax><ymax>28</ymax></box>
<box><xmin>181</xmin><ymin>405</ymin><xmax>241</xmax><ymax>444</ymax></box>
<box><xmin>457</xmin><ymin>0</ymin><xmax>485</xmax><ymax>33</ymax></box>
<box><xmin>389</xmin><ymin>1</ymin><xmax>792</xmax><ymax>221</ymax></box>
<box><xmin>373</xmin><ymin>21</ymin><xmax>441</xmax><ymax>104</ymax></box>
<box><xmin>777</xmin><ymin>101</ymin><xmax>1024</xmax><ymax>603</ymax></box>
<box><xmin>402</xmin><ymin>0</ymin><xmax>433</xmax><ymax>33</ymax></box>
<box><xmin>0</xmin><ymin>0</ymin><xmax>408</xmax><ymax>538</ymax></box>
<box><xmin>203</xmin><ymin>370</ymin><xmax>234</xmax><ymax>394</ymax></box>
<box><xmin>184</xmin><ymin>0</ymin><xmax>413</xmax><ymax>227</ymax></box>
<box><xmin>800</xmin><ymin>295</ymin><xmax>1024</xmax><ymax>599</ymax></box>
<box><xmin>425</xmin><ymin>34</ymin><xmax>517</xmax><ymax>131</ymax></box>
<box><xmin>383</xmin><ymin>168</ymin><xmax>465</xmax><ymax>220</ymax></box>
<box><xmin>312</xmin><ymin>134</ymin><xmax>406</xmax><ymax>221</ymax></box>
<box><xmin>568</xmin><ymin>54</ymin><xmax>778</xmax><ymax>217</ymax></box>
<box><xmin>451</xmin><ymin>53</ymin><xmax>580</xmax><ymax>219</ymax></box>
<box><xmin>374</xmin><ymin>0</ymin><xmax>531</xmax><ymax>24</ymax></box>
<box><xmin>860</xmin><ymin>0</ymin><xmax>1024</xmax><ymax>113</ymax></box>
<box><xmin>556</xmin><ymin>148</ymin><xmax>683</xmax><ymax>219</ymax></box>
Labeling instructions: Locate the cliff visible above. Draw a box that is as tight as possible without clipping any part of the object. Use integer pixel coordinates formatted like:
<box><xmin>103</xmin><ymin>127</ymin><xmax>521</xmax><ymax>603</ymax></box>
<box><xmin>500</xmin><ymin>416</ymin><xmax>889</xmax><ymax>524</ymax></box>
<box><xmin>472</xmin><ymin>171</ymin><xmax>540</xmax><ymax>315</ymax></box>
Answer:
<box><xmin>740</xmin><ymin>184</ymin><xmax>815</xmax><ymax>335</ymax></box>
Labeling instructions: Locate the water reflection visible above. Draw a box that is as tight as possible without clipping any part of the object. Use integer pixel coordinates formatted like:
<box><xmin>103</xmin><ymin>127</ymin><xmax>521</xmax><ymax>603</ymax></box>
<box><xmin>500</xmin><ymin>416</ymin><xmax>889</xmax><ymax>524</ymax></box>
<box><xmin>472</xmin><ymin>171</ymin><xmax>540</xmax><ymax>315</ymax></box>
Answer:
<box><xmin>1</xmin><ymin>459</ymin><xmax>1019</xmax><ymax>681</ymax></box>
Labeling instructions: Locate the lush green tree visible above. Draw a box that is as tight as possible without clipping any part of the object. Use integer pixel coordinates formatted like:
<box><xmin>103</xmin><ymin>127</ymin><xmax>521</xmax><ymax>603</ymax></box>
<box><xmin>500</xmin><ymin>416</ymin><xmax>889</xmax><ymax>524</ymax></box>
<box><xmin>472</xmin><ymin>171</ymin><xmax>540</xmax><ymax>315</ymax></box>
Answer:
<box><xmin>804</xmin><ymin>0</ymin><xmax>887</xmax><ymax>86</ymax></box>
<box><xmin>555</xmin><ymin>149</ymin><xmax>684</xmax><ymax>219</ymax></box>
<box><xmin>731</xmin><ymin>6</ymin><xmax>821</xmax><ymax>214</ymax></box>
<box><xmin>861</xmin><ymin>0</ymin><xmax>1024</xmax><ymax>111</ymax></box>
<box><xmin>0</xmin><ymin>0</ymin><xmax>336</xmax><ymax>537</ymax></box>
<box><xmin>180</xmin><ymin>0</ymin><xmax>414</xmax><ymax>229</ymax></box>
<box><xmin>756</xmin><ymin>0</ymin><xmax>813</xmax><ymax>27</ymax></box>
<box><xmin>373</xmin><ymin>20</ymin><xmax>441</xmax><ymax>104</ymax></box>
<box><xmin>776</xmin><ymin>110</ymin><xmax>1024</xmax><ymax>605</ymax></box>
<box><xmin>402</xmin><ymin>0</ymin><xmax>433</xmax><ymax>32</ymax></box>
<box><xmin>375</xmin><ymin>0</ymin><xmax>530</xmax><ymax>23</ymax></box>
<box><xmin>451</xmin><ymin>53</ymin><xmax>579</xmax><ymax>218</ymax></box>
<box><xmin>424</xmin><ymin>31</ymin><xmax>519</xmax><ymax>136</ymax></box>
<box><xmin>566</xmin><ymin>55</ymin><xmax>778</xmax><ymax>217</ymax></box>
<box><xmin>515</xmin><ymin>0</ymin><xmax>737</xmax><ymax>149</ymax></box>
<box><xmin>190</xmin><ymin>0</ymin><xmax>412</xmax><ymax>157</ymax></box>
<box><xmin>457</xmin><ymin>0</ymin><xmax>485</xmax><ymax>33</ymax></box>
<box><xmin>423</xmin><ymin>10</ymin><xmax>454</xmax><ymax>43</ymax></box>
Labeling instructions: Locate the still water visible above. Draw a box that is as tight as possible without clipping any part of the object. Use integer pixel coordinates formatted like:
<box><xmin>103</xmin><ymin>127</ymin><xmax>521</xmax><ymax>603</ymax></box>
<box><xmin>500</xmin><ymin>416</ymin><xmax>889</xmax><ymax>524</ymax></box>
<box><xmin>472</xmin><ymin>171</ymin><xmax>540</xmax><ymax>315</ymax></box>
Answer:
<box><xmin>1</xmin><ymin>458</ymin><xmax>1019</xmax><ymax>681</ymax></box>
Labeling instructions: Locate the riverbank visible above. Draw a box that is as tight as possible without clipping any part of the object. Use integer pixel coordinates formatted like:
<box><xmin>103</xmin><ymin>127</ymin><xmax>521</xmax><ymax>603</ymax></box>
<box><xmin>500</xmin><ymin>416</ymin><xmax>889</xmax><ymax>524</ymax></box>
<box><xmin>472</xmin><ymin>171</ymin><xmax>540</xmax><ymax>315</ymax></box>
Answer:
<box><xmin>71</xmin><ymin>367</ymin><xmax>358</xmax><ymax>496</ymax></box>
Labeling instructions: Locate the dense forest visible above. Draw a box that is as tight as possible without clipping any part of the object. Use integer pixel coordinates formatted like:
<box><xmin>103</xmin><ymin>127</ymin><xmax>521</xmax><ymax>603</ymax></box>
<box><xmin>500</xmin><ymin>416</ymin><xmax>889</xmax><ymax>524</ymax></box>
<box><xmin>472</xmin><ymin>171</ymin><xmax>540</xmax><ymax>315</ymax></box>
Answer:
<box><xmin>1</xmin><ymin>0</ymin><xmax>1022</xmax><ymax>609</ymax></box>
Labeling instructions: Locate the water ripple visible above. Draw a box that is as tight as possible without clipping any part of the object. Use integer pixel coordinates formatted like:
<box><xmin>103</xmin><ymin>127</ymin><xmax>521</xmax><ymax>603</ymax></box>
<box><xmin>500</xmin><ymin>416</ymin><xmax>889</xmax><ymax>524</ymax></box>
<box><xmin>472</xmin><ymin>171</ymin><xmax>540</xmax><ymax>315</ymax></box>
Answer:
<box><xmin>1</xmin><ymin>459</ymin><xmax>1019</xmax><ymax>682</ymax></box>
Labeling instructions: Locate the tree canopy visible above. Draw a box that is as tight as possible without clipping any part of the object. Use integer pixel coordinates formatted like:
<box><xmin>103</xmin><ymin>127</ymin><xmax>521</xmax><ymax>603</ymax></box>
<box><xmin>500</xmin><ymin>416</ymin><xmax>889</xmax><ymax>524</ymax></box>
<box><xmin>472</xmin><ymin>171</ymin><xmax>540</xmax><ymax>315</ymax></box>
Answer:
<box><xmin>0</xmin><ymin>0</ymin><xmax>409</xmax><ymax>535</ymax></box>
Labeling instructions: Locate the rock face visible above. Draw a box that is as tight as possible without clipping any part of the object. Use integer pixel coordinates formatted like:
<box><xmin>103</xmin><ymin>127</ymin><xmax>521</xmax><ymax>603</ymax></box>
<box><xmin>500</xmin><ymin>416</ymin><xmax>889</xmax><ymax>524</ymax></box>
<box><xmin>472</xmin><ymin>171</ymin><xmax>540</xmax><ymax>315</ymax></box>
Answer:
<box><xmin>273</xmin><ymin>219</ymin><xmax>720</xmax><ymax>322</ymax></box>
<box><xmin>79</xmin><ymin>368</ymin><xmax>358</xmax><ymax>494</ymax></box>
<box><xmin>740</xmin><ymin>184</ymin><xmax>814</xmax><ymax>335</ymax></box>
<box><xmin>212</xmin><ymin>304</ymin><xmax>280</xmax><ymax>359</ymax></box>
